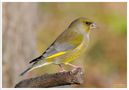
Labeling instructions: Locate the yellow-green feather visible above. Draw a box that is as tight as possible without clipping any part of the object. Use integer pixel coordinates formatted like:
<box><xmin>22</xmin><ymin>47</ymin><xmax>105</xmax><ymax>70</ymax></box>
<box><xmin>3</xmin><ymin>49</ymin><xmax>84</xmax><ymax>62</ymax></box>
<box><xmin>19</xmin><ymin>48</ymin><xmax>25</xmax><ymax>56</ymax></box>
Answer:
<box><xmin>46</xmin><ymin>52</ymin><xmax>66</xmax><ymax>59</ymax></box>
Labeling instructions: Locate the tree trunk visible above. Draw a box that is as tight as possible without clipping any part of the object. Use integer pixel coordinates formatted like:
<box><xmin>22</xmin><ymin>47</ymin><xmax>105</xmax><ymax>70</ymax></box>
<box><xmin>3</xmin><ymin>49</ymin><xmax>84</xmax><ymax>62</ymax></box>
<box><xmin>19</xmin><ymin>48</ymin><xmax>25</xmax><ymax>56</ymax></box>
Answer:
<box><xmin>2</xmin><ymin>3</ymin><xmax>39</xmax><ymax>87</ymax></box>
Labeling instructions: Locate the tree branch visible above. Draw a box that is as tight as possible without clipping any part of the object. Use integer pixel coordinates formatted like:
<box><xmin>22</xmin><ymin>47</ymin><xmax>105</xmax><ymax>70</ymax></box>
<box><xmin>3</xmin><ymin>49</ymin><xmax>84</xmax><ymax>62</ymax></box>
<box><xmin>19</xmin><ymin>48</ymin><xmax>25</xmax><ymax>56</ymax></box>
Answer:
<box><xmin>15</xmin><ymin>67</ymin><xmax>84</xmax><ymax>88</ymax></box>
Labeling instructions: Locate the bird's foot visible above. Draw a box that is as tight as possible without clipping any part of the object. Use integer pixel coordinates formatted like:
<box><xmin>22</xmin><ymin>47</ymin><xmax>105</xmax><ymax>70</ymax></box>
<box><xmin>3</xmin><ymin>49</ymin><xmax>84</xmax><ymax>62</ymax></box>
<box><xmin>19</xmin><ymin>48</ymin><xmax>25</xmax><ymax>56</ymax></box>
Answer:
<box><xmin>59</xmin><ymin>69</ymin><xmax>66</xmax><ymax>72</ymax></box>
<box><xmin>58</xmin><ymin>64</ymin><xmax>66</xmax><ymax>72</ymax></box>
<box><xmin>66</xmin><ymin>63</ymin><xmax>80</xmax><ymax>68</ymax></box>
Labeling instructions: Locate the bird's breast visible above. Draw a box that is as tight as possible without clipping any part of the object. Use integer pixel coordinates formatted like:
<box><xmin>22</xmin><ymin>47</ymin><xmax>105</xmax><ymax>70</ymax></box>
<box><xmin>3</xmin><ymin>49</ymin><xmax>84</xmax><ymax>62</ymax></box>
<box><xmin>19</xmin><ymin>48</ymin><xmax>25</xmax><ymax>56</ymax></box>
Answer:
<box><xmin>61</xmin><ymin>39</ymin><xmax>89</xmax><ymax>64</ymax></box>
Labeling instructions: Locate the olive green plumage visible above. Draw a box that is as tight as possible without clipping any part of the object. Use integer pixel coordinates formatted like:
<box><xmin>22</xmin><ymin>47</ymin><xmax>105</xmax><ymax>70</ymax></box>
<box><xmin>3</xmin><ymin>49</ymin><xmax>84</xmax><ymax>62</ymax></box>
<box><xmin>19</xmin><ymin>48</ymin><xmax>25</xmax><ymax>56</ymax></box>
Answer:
<box><xmin>20</xmin><ymin>17</ymin><xmax>96</xmax><ymax>76</ymax></box>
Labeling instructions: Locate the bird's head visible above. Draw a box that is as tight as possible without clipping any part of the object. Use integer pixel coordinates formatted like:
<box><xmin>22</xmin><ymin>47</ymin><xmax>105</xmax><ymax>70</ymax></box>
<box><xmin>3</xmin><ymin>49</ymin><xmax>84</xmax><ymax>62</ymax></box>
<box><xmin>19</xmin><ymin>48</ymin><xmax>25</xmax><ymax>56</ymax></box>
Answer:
<box><xmin>70</xmin><ymin>17</ymin><xmax>97</xmax><ymax>33</ymax></box>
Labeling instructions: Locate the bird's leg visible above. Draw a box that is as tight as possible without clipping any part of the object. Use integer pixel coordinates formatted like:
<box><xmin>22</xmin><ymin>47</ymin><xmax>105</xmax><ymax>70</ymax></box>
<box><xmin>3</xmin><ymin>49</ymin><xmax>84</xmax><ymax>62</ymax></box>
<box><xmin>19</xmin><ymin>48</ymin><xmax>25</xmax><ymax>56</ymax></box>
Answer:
<box><xmin>58</xmin><ymin>64</ymin><xmax>66</xmax><ymax>72</ymax></box>
<box><xmin>67</xmin><ymin>63</ymin><xmax>80</xmax><ymax>68</ymax></box>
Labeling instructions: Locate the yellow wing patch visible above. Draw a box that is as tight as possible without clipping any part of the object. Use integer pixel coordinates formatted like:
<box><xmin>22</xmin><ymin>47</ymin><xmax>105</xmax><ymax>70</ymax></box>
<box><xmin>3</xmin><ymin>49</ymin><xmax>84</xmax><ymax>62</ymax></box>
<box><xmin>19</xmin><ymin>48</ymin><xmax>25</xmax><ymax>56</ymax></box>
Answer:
<box><xmin>46</xmin><ymin>52</ymin><xmax>66</xmax><ymax>59</ymax></box>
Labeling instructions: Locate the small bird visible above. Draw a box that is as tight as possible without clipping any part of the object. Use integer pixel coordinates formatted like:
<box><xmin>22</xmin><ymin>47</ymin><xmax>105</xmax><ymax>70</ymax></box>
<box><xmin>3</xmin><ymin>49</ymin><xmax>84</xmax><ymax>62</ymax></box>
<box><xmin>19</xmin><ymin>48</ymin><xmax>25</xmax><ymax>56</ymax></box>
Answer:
<box><xmin>20</xmin><ymin>17</ymin><xmax>96</xmax><ymax>76</ymax></box>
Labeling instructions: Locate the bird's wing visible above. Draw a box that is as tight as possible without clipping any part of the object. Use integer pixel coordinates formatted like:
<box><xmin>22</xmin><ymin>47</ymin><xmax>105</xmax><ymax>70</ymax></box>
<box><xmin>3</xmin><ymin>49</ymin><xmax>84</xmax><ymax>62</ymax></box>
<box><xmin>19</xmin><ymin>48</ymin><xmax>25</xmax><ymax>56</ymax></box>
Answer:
<box><xmin>29</xmin><ymin>28</ymin><xmax>83</xmax><ymax>63</ymax></box>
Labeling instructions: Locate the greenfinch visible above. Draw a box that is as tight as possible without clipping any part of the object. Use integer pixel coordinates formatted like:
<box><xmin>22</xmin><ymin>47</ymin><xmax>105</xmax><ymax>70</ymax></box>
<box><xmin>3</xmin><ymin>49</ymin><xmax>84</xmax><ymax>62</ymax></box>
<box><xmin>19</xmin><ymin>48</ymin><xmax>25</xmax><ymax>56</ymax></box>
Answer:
<box><xmin>20</xmin><ymin>17</ymin><xmax>96</xmax><ymax>76</ymax></box>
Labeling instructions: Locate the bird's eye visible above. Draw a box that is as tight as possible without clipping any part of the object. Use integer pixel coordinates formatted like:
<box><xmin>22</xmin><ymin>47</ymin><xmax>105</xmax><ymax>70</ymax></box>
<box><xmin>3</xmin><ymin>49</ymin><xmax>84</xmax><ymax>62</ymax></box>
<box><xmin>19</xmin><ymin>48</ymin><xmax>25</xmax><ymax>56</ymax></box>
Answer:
<box><xmin>85</xmin><ymin>22</ymin><xmax>92</xmax><ymax>25</ymax></box>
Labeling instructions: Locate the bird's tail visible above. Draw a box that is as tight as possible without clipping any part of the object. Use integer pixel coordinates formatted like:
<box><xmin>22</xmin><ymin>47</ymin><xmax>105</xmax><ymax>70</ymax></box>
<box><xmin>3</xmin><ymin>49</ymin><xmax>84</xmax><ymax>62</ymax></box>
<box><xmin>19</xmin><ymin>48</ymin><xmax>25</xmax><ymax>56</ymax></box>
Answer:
<box><xmin>20</xmin><ymin>65</ymin><xmax>33</xmax><ymax>76</ymax></box>
<box><xmin>29</xmin><ymin>55</ymin><xmax>43</xmax><ymax>63</ymax></box>
<box><xmin>20</xmin><ymin>55</ymin><xmax>44</xmax><ymax>76</ymax></box>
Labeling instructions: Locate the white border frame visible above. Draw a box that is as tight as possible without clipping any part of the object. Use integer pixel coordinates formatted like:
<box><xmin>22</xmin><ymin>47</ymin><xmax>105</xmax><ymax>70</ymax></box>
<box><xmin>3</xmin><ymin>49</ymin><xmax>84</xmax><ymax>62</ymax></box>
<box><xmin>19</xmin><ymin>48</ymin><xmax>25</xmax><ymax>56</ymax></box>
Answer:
<box><xmin>0</xmin><ymin>1</ymin><xmax>128</xmax><ymax>90</ymax></box>
<box><xmin>1</xmin><ymin>0</ymin><xmax>128</xmax><ymax>2</ymax></box>
<box><xmin>0</xmin><ymin>1</ymin><xmax>2</xmax><ymax>89</ymax></box>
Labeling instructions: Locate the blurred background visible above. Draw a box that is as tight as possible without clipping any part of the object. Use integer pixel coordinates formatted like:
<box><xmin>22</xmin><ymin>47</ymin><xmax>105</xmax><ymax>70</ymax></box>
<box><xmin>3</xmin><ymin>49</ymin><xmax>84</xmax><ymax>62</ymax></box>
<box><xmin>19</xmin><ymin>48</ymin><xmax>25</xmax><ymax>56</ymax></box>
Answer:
<box><xmin>2</xmin><ymin>2</ymin><xmax>127</xmax><ymax>88</ymax></box>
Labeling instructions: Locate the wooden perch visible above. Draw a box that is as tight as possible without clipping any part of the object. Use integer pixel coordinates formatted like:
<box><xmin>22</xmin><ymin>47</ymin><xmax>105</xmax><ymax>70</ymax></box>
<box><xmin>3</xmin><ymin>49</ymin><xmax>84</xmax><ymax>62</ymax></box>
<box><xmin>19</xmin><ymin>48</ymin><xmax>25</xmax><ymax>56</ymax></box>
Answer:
<box><xmin>15</xmin><ymin>67</ymin><xmax>84</xmax><ymax>88</ymax></box>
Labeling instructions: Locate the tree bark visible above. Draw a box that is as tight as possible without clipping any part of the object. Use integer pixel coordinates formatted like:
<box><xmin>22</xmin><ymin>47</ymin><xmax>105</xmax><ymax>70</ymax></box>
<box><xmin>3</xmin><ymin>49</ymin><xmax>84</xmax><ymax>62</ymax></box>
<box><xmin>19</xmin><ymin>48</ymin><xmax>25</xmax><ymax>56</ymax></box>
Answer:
<box><xmin>2</xmin><ymin>3</ymin><xmax>39</xmax><ymax>87</ymax></box>
<box><xmin>15</xmin><ymin>67</ymin><xmax>84</xmax><ymax>88</ymax></box>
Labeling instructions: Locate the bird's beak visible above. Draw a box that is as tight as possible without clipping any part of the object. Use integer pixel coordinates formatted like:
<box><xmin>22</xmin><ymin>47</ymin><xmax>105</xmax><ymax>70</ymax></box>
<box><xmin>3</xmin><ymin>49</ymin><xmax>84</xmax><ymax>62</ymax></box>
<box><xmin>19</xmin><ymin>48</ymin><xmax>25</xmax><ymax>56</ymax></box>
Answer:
<box><xmin>90</xmin><ymin>22</ymin><xmax>97</xmax><ymax>30</ymax></box>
